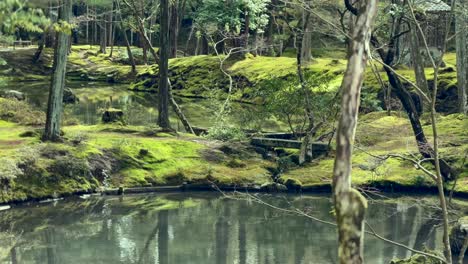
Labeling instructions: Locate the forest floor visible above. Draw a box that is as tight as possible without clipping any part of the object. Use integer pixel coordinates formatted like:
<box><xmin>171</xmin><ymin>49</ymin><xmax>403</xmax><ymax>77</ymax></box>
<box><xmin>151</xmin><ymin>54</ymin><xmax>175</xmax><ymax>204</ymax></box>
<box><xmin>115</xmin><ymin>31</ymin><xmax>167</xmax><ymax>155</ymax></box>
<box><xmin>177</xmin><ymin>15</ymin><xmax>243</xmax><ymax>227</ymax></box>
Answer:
<box><xmin>0</xmin><ymin>46</ymin><xmax>466</xmax><ymax>204</ymax></box>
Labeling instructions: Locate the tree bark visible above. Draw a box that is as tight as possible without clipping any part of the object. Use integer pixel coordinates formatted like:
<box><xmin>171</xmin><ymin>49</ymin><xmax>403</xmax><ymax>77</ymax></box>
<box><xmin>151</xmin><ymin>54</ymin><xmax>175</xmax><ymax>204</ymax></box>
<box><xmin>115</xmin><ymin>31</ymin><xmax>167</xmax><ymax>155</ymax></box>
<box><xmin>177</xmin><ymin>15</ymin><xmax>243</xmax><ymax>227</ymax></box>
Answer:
<box><xmin>158</xmin><ymin>0</ymin><xmax>171</xmax><ymax>129</ymax></box>
<box><xmin>332</xmin><ymin>1</ymin><xmax>378</xmax><ymax>264</ymax></box>
<box><xmin>408</xmin><ymin>21</ymin><xmax>427</xmax><ymax>113</ymax></box>
<box><xmin>456</xmin><ymin>0</ymin><xmax>468</xmax><ymax>115</ymax></box>
<box><xmin>169</xmin><ymin>1</ymin><xmax>179</xmax><ymax>58</ymax></box>
<box><xmin>301</xmin><ymin>3</ymin><xmax>313</xmax><ymax>63</ymax></box>
<box><xmin>297</xmin><ymin>11</ymin><xmax>314</xmax><ymax>165</ymax></box>
<box><xmin>44</xmin><ymin>0</ymin><xmax>72</xmax><ymax>142</ymax></box>
<box><xmin>99</xmin><ymin>18</ymin><xmax>107</xmax><ymax>54</ymax></box>
<box><xmin>168</xmin><ymin>80</ymin><xmax>194</xmax><ymax>134</ymax></box>
<box><xmin>33</xmin><ymin>31</ymin><xmax>46</xmax><ymax>63</ymax></box>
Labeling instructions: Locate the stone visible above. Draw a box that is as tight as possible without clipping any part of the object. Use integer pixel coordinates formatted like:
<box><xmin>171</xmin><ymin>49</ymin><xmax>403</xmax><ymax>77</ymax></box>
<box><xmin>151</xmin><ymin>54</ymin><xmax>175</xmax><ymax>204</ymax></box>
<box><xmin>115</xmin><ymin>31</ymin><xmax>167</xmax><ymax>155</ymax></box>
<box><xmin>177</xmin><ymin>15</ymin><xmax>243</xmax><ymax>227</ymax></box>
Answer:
<box><xmin>450</xmin><ymin>216</ymin><xmax>468</xmax><ymax>254</ymax></box>
<box><xmin>260</xmin><ymin>182</ymin><xmax>288</xmax><ymax>192</ymax></box>
<box><xmin>102</xmin><ymin>108</ymin><xmax>125</xmax><ymax>124</ymax></box>
<box><xmin>1</xmin><ymin>90</ymin><xmax>25</xmax><ymax>101</ymax></box>
<box><xmin>63</xmin><ymin>88</ymin><xmax>79</xmax><ymax>104</ymax></box>
<box><xmin>283</xmin><ymin>178</ymin><xmax>302</xmax><ymax>192</ymax></box>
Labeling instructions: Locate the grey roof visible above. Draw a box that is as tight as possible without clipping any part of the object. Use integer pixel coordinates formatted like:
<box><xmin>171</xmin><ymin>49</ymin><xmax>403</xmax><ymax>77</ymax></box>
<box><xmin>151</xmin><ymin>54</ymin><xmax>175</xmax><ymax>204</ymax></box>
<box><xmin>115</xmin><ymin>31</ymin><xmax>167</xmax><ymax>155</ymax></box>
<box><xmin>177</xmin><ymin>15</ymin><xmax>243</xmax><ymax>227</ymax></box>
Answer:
<box><xmin>414</xmin><ymin>0</ymin><xmax>451</xmax><ymax>12</ymax></box>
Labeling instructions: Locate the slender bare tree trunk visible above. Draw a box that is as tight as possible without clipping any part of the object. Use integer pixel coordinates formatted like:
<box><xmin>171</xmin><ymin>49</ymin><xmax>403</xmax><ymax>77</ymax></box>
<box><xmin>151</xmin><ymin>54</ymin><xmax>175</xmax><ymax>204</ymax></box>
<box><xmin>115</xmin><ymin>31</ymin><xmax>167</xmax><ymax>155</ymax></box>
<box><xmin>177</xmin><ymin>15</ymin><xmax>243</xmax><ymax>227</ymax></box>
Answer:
<box><xmin>456</xmin><ymin>0</ymin><xmax>468</xmax><ymax>114</ymax></box>
<box><xmin>297</xmin><ymin>11</ymin><xmax>314</xmax><ymax>165</ymax></box>
<box><xmin>409</xmin><ymin>21</ymin><xmax>427</xmax><ymax>112</ymax></box>
<box><xmin>33</xmin><ymin>30</ymin><xmax>47</xmax><ymax>62</ymax></box>
<box><xmin>44</xmin><ymin>0</ymin><xmax>72</xmax><ymax>141</ymax></box>
<box><xmin>332</xmin><ymin>1</ymin><xmax>378</xmax><ymax>263</ymax></box>
<box><xmin>86</xmin><ymin>4</ymin><xmax>89</xmax><ymax>44</ymax></box>
<box><xmin>169</xmin><ymin>0</ymin><xmax>179</xmax><ymax>58</ymax></box>
<box><xmin>301</xmin><ymin>2</ymin><xmax>313</xmax><ymax>63</ymax></box>
<box><xmin>158</xmin><ymin>0</ymin><xmax>171</xmax><ymax>129</ymax></box>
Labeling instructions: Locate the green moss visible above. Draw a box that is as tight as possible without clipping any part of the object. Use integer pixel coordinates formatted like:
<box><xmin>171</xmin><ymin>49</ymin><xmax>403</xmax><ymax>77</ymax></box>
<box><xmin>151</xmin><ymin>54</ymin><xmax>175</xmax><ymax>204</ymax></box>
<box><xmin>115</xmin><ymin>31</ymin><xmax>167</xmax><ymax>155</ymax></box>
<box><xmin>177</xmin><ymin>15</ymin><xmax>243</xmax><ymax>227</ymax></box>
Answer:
<box><xmin>283</xmin><ymin>112</ymin><xmax>468</xmax><ymax>193</ymax></box>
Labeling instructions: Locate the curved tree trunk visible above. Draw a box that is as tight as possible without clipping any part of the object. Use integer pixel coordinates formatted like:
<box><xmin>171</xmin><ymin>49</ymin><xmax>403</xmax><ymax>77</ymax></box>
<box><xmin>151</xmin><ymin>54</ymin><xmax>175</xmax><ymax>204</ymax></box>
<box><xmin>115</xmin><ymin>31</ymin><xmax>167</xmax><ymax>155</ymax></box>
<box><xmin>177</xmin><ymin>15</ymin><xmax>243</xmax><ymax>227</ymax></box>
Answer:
<box><xmin>332</xmin><ymin>1</ymin><xmax>378</xmax><ymax>263</ymax></box>
<box><xmin>343</xmin><ymin>0</ymin><xmax>455</xmax><ymax>181</ymax></box>
<box><xmin>44</xmin><ymin>0</ymin><xmax>72</xmax><ymax>141</ymax></box>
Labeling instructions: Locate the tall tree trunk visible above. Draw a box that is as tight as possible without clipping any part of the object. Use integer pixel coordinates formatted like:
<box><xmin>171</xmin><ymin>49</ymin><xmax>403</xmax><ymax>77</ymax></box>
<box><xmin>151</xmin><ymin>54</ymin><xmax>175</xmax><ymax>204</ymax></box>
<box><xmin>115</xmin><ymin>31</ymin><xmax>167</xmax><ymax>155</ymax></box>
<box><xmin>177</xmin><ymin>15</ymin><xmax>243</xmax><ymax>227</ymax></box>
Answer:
<box><xmin>33</xmin><ymin>31</ymin><xmax>46</xmax><ymax>62</ymax></box>
<box><xmin>456</xmin><ymin>0</ymin><xmax>468</xmax><ymax>115</ymax></box>
<box><xmin>169</xmin><ymin>1</ymin><xmax>178</xmax><ymax>58</ymax></box>
<box><xmin>116</xmin><ymin>0</ymin><xmax>136</xmax><ymax>73</ymax></box>
<box><xmin>99</xmin><ymin>20</ymin><xmax>107</xmax><ymax>54</ymax></box>
<box><xmin>244</xmin><ymin>10</ymin><xmax>250</xmax><ymax>50</ymax></box>
<box><xmin>86</xmin><ymin>4</ymin><xmax>89</xmax><ymax>44</ymax></box>
<box><xmin>301</xmin><ymin>3</ymin><xmax>313</xmax><ymax>63</ymax></box>
<box><xmin>158</xmin><ymin>0</ymin><xmax>171</xmax><ymax>129</ymax></box>
<box><xmin>409</xmin><ymin>21</ymin><xmax>427</xmax><ymax>113</ymax></box>
<box><xmin>108</xmin><ymin>2</ymin><xmax>113</xmax><ymax>48</ymax></box>
<box><xmin>44</xmin><ymin>0</ymin><xmax>72</xmax><ymax>142</ymax></box>
<box><xmin>332</xmin><ymin>1</ymin><xmax>377</xmax><ymax>264</ymax></box>
<box><xmin>297</xmin><ymin>12</ymin><xmax>314</xmax><ymax>165</ymax></box>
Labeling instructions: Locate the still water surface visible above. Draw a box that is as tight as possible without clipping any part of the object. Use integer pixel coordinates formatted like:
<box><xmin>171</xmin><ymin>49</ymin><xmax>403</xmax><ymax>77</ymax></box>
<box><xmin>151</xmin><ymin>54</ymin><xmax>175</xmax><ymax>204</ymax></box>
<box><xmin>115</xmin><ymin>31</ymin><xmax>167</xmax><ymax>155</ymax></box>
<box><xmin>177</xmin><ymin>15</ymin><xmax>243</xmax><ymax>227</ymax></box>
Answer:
<box><xmin>0</xmin><ymin>193</ymin><xmax>451</xmax><ymax>264</ymax></box>
<box><xmin>0</xmin><ymin>81</ymin><xmax>281</xmax><ymax>131</ymax></box>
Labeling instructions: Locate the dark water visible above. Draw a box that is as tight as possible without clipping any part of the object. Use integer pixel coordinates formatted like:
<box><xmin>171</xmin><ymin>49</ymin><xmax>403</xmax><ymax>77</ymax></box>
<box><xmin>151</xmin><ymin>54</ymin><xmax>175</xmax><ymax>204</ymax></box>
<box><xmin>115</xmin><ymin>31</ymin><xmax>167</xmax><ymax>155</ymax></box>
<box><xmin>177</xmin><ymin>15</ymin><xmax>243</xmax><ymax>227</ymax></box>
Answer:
<box><xmin>0</xmin><ymin>193</ymin><xmax>453</xmax><ymax>264</ymax></box>
<box><xmin>0</xmin><ymin>81</ymin><xmax>281</xmax><ymax>131</ymax></box>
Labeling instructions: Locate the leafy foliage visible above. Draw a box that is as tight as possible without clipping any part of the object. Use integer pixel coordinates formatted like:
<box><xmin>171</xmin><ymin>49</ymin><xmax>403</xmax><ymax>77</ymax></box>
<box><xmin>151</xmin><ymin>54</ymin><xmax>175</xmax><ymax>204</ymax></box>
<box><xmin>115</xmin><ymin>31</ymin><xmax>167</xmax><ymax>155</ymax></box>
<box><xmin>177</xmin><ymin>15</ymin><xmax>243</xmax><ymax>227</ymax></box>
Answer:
<box><xmin>0</xmin><ymin>0</ymin><xmax>49</xmax><ymax>37</ymax></box>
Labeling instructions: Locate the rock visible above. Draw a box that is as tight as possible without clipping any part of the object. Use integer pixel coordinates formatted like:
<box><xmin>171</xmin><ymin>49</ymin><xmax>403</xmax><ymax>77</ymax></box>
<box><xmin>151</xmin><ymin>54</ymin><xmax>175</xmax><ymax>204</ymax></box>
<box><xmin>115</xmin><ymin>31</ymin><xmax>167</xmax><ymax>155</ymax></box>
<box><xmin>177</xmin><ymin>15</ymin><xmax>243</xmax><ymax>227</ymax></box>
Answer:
<box><xmin>260</xmin><ymin>182</ymin><xmax>287</xmax><ymax>192</ymax></box>
<box><xmin>0</xmin><ymin>205</ymin><xmax>11</xmax><ymax>211</ymax></box>
<box><xmin>102</xmin><ymin>108</ymin><xmax>125</xmax><ymax>124</ymax></box>
<box><xmin>63</xmin><ymin>88</ymin><xmax>79</xmax><ymax>104</ymax></box>
<box><xmin>1</xmin><ymin>90</ymin><xmax>25</xmax><ymax>101</ymax></box>
<box><xmin>283</xmin><ymin>178</ymin><xmax>302</xmax><ymax>192</ymax></box>
<box><xmin>450</xmin><ymin>216</ymin><xmax>468</xmax><ymax>254</ymax></box>
<box><xmin>389</xmin><ymin>253</ymin><xmax>444</xmax><ymax>264</ymax></box>
<box><xmin>139</xmin><ymin>149</ymin><xmax>149</xmax><ymax>156</ymax></box>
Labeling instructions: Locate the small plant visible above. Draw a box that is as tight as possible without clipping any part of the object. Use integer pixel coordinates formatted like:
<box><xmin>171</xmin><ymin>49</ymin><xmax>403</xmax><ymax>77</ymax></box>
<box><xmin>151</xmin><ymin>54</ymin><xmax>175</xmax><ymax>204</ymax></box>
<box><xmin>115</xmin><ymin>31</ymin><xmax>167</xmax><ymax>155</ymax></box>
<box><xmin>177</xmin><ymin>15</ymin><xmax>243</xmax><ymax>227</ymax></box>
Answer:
<box><xmin>0</xmin><ymin>158</ymin><xmax>22</xmax><ymax>187</ymax></box>
<box><xmin>206</xmin><ymin>125</ymin><xmax>246</xmax><ymax>141</ymax></box>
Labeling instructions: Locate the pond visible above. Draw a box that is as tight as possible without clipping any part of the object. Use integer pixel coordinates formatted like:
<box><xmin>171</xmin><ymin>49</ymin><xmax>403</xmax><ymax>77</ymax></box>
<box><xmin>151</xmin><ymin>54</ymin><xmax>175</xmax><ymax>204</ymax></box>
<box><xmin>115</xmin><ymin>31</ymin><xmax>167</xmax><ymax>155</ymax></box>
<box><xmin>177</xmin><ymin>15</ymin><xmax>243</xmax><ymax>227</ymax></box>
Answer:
<box><xmin>0</xmin><ymin>81</ymin><xmax>283</xmax><ymax>131</ymax></box>
<box><xmin>0</xmin><ymin>192</ymin><xmax>455</xmax><ymax>264</ymax></box>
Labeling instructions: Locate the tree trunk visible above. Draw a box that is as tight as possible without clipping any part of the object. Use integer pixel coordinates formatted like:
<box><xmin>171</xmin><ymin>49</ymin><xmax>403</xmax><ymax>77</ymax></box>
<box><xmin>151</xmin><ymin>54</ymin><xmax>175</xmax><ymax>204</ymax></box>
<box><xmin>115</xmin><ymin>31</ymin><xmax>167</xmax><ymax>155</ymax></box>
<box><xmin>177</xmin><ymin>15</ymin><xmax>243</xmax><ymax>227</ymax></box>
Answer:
<box><xmin>169</xmin><ymin>1</ymin><xmax>178</xmax><ymax>58</ymax></box>
<box><xmin>332</xmin><ymin>1</ymin><xmax>377</xmax><ymax>264</ymax></box>
<box><xmin>168</xmin><ymin>79</ymin><xmax>194</xmax><ymax>134</ymax></box>
<box><xmin>108</xmin><ymin>2</ymin><xmax>113</xmax><ymax>48</ymax></box>
<box><xmin>244</xmin><ymin>10</ymin><xmax>250</xmax><ymax>50</ymax></box>
<box><xmin>33</xmin><ymin>31</ymin><xmax>46</xmax><ymax>63</ymax></box>
<box><xmin>86</xmin><ymin>4</ymin><xmax>89</xmax><ymax>44</ymax></box>
<box><xmin>297</xmin><ymin>11</ymin><xmax>314</xmax><ymax>165</ymax></box>
<box><xmin>158</xmin><ymin>0</ymin><xmax>171</xmax><ymax>129</ymax></box>
<box><xmin>99</xmin><ymin>19</ymin><xmax>107</xmax><ymax>54</ymax></box>
<box><xmin>44</xmin><ymin>0</ymin><xmax>72</xmax><ymax>142</ymax></box>
<box><xmin>344</xmin><ymin>0</ymin><xmax>456</xmax><ymax>181</ymax></box>
<box><xmin>301</xmin><ymin>3</ymin><xmax>313</xmax><ymax>63</ymax></box>
<box><xmin>409</xmin><ymin>22</ymin><xmax>427</xmax><ymax>113</ymax></box>
<box><xmin>456</xmin><ymin>0</ymin><xmax>468</xmax><ymax>115</ymax></box>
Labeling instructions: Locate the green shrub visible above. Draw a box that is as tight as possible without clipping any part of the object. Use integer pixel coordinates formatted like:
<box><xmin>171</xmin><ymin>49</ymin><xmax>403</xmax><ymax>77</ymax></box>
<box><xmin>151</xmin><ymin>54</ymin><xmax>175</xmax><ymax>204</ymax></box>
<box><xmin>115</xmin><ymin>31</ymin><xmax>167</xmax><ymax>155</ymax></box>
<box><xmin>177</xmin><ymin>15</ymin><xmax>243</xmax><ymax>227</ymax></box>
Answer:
<box><xmin>0</xmin><ymin>158</ymin><xmax>22</xmax><ymax>184</ymax></box>
<box><xmin>0</xmin><ymin>98</ymin><xmax>45</xmax><ymax>125</ymax></box>
<box><xmin>206</xmin><ymin>125</ymin><xmax>246</xmax><ymax>141</ymax></box>
<box><xmin>48</xmin><ymin>156</ymin><xmax>91</xmax><ymax>179</ymax></box>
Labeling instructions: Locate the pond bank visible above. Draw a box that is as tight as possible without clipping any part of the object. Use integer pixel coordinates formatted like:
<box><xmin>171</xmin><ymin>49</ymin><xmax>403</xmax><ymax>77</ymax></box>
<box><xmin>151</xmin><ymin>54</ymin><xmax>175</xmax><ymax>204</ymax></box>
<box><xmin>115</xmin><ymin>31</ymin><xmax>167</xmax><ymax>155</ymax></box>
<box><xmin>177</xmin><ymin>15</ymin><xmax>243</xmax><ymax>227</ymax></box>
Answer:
<box><xmin>2</xmin><ymin>181</ymin><xmax>468</xmax><ymax>207</ymax></box>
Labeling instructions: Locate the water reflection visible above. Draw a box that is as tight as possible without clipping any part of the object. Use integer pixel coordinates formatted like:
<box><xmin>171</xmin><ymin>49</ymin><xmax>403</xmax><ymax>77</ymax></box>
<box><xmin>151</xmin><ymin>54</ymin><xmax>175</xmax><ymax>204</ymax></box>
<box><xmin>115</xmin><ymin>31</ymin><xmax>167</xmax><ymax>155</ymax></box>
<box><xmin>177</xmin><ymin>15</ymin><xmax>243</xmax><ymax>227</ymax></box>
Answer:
<box><xmin>0</xmin><ymin>193</ymin><xmax>455</xmax><ymax>264</ymax></box>
<box><xmin>0</xmin><ymin>81</ymin><xmax>282</xmax><ymax>131</ymax></box>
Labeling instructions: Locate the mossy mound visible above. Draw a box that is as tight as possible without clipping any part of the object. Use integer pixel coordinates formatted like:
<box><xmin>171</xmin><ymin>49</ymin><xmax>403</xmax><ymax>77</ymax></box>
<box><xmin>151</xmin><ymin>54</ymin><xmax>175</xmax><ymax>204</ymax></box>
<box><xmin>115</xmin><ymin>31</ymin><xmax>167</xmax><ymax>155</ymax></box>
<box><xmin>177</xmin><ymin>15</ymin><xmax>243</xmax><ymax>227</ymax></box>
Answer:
<box><xmin>130</xmin><ymin>54</ymin><xmax>346</xmax><ymax>101</ymax></box>
<box><xmin>0</xmin><ymin>101</ymin><xmax>274</xmax><ymax>204</ymax></box>
<box><xmin>282</xmin><ymin>112</ymin><xmax>468</xmax><ymax>193</ymax></box>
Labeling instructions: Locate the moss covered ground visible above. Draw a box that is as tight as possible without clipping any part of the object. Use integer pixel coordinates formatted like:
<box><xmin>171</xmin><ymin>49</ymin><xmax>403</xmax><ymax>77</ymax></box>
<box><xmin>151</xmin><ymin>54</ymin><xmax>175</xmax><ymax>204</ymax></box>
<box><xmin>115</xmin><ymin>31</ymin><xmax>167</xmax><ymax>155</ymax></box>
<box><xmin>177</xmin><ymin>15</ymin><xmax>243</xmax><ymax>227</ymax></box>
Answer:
<box><xmin>281</xmin><ymin>112</ymin><xmax>468</xmax><ymax>193</ymax></box>
<box><xmin>0</xmin><ymin>46</ymin><xmax>467</xmax><ymax>204</ymax></box>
